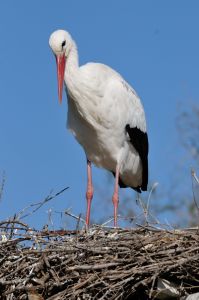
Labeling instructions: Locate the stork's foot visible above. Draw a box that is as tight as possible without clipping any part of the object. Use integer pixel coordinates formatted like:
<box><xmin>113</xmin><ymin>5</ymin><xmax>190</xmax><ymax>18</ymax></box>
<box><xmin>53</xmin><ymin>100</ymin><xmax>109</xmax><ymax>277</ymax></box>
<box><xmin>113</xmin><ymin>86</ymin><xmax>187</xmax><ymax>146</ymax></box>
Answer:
<box><xmin>86</xmin><ymin>187</ymin><xmax>93</xmax><ymax>227</ymax></box>
<box><xmin>85</xmin><ymin>159</ymin><xmax>93</xmax><ymax>227</ymax></box>
<box><xmin>112</xmin><ymin>192</ymin><xmax>119</xmax><ymax>227</ymax></box>
<box><xmin>112</xmin><ymin>165</ymin><xmax>120</xmax><ymax>227</ymax></box>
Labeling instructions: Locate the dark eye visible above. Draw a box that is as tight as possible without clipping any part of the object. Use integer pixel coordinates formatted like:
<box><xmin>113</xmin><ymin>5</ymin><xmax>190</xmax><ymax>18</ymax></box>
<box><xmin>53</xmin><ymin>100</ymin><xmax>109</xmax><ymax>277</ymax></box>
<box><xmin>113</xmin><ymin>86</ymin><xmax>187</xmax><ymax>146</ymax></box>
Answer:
<box><xmin>62</xmin><ymin>40</ymin><xmax>66</xmax><ymax>48</ymax></box>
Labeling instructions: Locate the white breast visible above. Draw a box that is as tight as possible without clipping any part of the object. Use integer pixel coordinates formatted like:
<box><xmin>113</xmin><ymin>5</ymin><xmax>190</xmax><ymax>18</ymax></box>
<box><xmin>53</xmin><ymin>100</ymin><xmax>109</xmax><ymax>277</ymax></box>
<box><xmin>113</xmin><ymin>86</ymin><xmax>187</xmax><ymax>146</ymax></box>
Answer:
<box><xmin>66</xmin><ymin>63</ymin><xmax>144</xmax><ymax>187</ymax></box>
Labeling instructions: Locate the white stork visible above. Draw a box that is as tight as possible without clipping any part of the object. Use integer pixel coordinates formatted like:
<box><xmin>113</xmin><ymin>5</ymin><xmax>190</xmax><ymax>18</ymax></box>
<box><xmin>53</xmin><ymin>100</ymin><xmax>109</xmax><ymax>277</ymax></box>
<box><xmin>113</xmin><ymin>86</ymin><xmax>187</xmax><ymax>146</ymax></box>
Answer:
<box><xmin>49</xmin><ymin>30</ymin><xmax>149</xmax><ymax>227</ymax></box>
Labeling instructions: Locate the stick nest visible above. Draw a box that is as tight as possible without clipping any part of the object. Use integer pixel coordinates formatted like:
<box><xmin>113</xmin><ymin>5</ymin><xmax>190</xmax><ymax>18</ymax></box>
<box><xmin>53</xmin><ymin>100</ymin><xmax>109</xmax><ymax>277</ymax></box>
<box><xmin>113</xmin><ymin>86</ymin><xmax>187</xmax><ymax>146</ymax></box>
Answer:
<box><xmin>0</xmin><ymin>221</ymin><xmax>199</xmax><ymax>300</ymax></box>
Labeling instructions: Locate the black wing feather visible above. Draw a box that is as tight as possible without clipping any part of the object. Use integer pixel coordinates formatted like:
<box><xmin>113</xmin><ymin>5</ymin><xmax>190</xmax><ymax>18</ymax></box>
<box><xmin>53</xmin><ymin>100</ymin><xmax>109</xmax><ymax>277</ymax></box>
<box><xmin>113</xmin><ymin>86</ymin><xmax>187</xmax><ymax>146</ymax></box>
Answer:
<box><xmin>125</xmin><ymin>124</ymin><xmax>149</xmax><ymax>191</ymax></box>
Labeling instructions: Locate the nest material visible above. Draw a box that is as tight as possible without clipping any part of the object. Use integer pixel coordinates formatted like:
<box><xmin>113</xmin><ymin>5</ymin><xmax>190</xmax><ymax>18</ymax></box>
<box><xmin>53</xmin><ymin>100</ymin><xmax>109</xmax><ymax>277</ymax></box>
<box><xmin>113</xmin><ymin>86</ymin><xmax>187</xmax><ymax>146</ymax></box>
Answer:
<box><xmin>0</xmin><ymin>222</ymin><xmax>199</xmax><ymax>300</ymax></box>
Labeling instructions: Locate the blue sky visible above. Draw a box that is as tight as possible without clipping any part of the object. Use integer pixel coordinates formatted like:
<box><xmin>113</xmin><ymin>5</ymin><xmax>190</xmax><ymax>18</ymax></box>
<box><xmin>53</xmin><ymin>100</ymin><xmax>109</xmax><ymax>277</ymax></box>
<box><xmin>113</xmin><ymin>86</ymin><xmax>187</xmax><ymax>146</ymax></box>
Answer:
<box><xmin>0</xmin><ymin>1</ymin><xmax>198</xmax><ymax>228</ymax></box>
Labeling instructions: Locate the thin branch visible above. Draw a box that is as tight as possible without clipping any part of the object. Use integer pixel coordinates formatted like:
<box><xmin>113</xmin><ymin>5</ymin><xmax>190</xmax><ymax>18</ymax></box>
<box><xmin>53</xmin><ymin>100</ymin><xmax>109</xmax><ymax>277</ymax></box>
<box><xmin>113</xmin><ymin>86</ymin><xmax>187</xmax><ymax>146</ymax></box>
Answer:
<box><xmin>16</xmin><ymin>187</ymin><xmax>69</xmax><ymax>220</ymax></box>
<box><xmin>191</xmin><ymin>169</ymin><xmax>199</xmax><ymax>216</ymax></box>
<box><xmin>64</xmin><ymin>209</ymin><xmax>86</xmax><ymax>225</ymax></box>
<box><xmin>192</xmin><ymin>169</ymin><xmax>199</xmax><ymax>186</ymax></box>
<box><xmin>0</xmin><ymin>170</ymin><xmax>6</xmax><ymax>201</ymax></box>
<box><xmin>146</xmin><ymin>182</ymin><xmax>159</xmax><ymax>221</ymax></box>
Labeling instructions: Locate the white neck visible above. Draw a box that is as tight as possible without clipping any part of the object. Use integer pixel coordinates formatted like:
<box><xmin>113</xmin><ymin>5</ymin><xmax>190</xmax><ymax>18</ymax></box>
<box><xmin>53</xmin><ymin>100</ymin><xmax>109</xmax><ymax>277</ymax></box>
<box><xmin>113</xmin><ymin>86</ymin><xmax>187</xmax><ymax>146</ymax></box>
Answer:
<box><xmin>63</xmin><ymin>40</ymin><xmax>95</xmax><ymax>121</ymax></box>
<box><xmin>64</xmin><ymin>41</ymin><xmax>80</xmax><ymax>92</ymax></box>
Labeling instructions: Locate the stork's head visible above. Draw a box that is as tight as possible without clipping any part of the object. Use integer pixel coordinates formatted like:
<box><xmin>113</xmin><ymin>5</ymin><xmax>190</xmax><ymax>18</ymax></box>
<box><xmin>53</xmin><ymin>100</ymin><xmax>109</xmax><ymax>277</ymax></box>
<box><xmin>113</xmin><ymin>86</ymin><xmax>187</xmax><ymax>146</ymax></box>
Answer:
<box><xmin>49</xmin><ymin>30</ymin><xmax>73</xmax><ymax>103</ymax></box>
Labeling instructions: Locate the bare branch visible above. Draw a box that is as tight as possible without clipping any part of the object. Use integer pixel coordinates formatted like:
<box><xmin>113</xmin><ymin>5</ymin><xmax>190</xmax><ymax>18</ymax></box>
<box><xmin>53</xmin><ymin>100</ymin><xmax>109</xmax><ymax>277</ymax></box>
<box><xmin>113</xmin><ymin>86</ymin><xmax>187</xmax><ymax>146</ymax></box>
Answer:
<box><xmin>16</xmin><ymin>187</ymin><xmax>69</xmax><ymax>220</ymax></box>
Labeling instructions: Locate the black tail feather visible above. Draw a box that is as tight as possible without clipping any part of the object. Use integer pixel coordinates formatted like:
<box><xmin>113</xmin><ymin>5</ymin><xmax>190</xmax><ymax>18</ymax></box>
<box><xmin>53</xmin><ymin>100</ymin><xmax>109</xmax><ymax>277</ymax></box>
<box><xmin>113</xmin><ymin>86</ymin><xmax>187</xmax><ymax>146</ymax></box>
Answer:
<box><xmin>111</xmin><ymin>172</ymin><xmax>142</xmax><ymax>193</ymax></box>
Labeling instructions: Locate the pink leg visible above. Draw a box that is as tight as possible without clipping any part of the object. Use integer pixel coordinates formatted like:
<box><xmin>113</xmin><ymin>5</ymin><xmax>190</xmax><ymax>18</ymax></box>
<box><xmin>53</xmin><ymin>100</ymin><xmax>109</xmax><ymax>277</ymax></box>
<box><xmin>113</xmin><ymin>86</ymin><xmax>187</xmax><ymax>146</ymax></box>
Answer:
<box><xmin>86</xmin><ymin>159</ymin><xmax>94</xmax><ymax>227</ymax></box>
<box><xmin>112</xmin><ymin>166</ymin><xmax>120</xmax><ymax>227</ymax></box>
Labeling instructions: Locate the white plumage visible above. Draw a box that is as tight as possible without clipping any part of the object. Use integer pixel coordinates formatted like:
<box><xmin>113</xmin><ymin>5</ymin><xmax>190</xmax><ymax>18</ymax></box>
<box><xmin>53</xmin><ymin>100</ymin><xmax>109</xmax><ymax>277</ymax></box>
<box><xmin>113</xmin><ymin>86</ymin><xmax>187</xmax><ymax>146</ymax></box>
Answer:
<box><xmin>49</xmin><ymin>29</ymin><xmax>149</xmax><ymax>227</ymax></box>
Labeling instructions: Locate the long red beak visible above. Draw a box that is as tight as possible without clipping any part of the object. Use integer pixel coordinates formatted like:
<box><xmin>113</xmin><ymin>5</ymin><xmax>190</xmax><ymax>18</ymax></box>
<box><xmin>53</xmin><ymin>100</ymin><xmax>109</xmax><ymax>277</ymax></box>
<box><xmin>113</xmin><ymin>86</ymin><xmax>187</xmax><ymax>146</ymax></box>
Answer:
<box><xmin>56</xmin><ymin>54</ymin><xmax>66</xmax><ymax>103</ymax></box>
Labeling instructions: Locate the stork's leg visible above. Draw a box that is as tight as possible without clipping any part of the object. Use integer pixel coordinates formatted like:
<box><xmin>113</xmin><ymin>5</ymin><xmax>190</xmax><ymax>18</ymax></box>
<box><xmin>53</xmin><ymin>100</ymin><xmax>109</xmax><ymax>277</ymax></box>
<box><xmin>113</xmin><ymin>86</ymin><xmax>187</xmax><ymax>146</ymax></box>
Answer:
<box><xmin>112</xmin><ymin>166</ymin><xmax>120</xmax><ymax>227</ymax></box>
<box><xmin>86</xmin><ymin>159</ymin><xmax>93</xmax><ymax>227</ymax></box>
